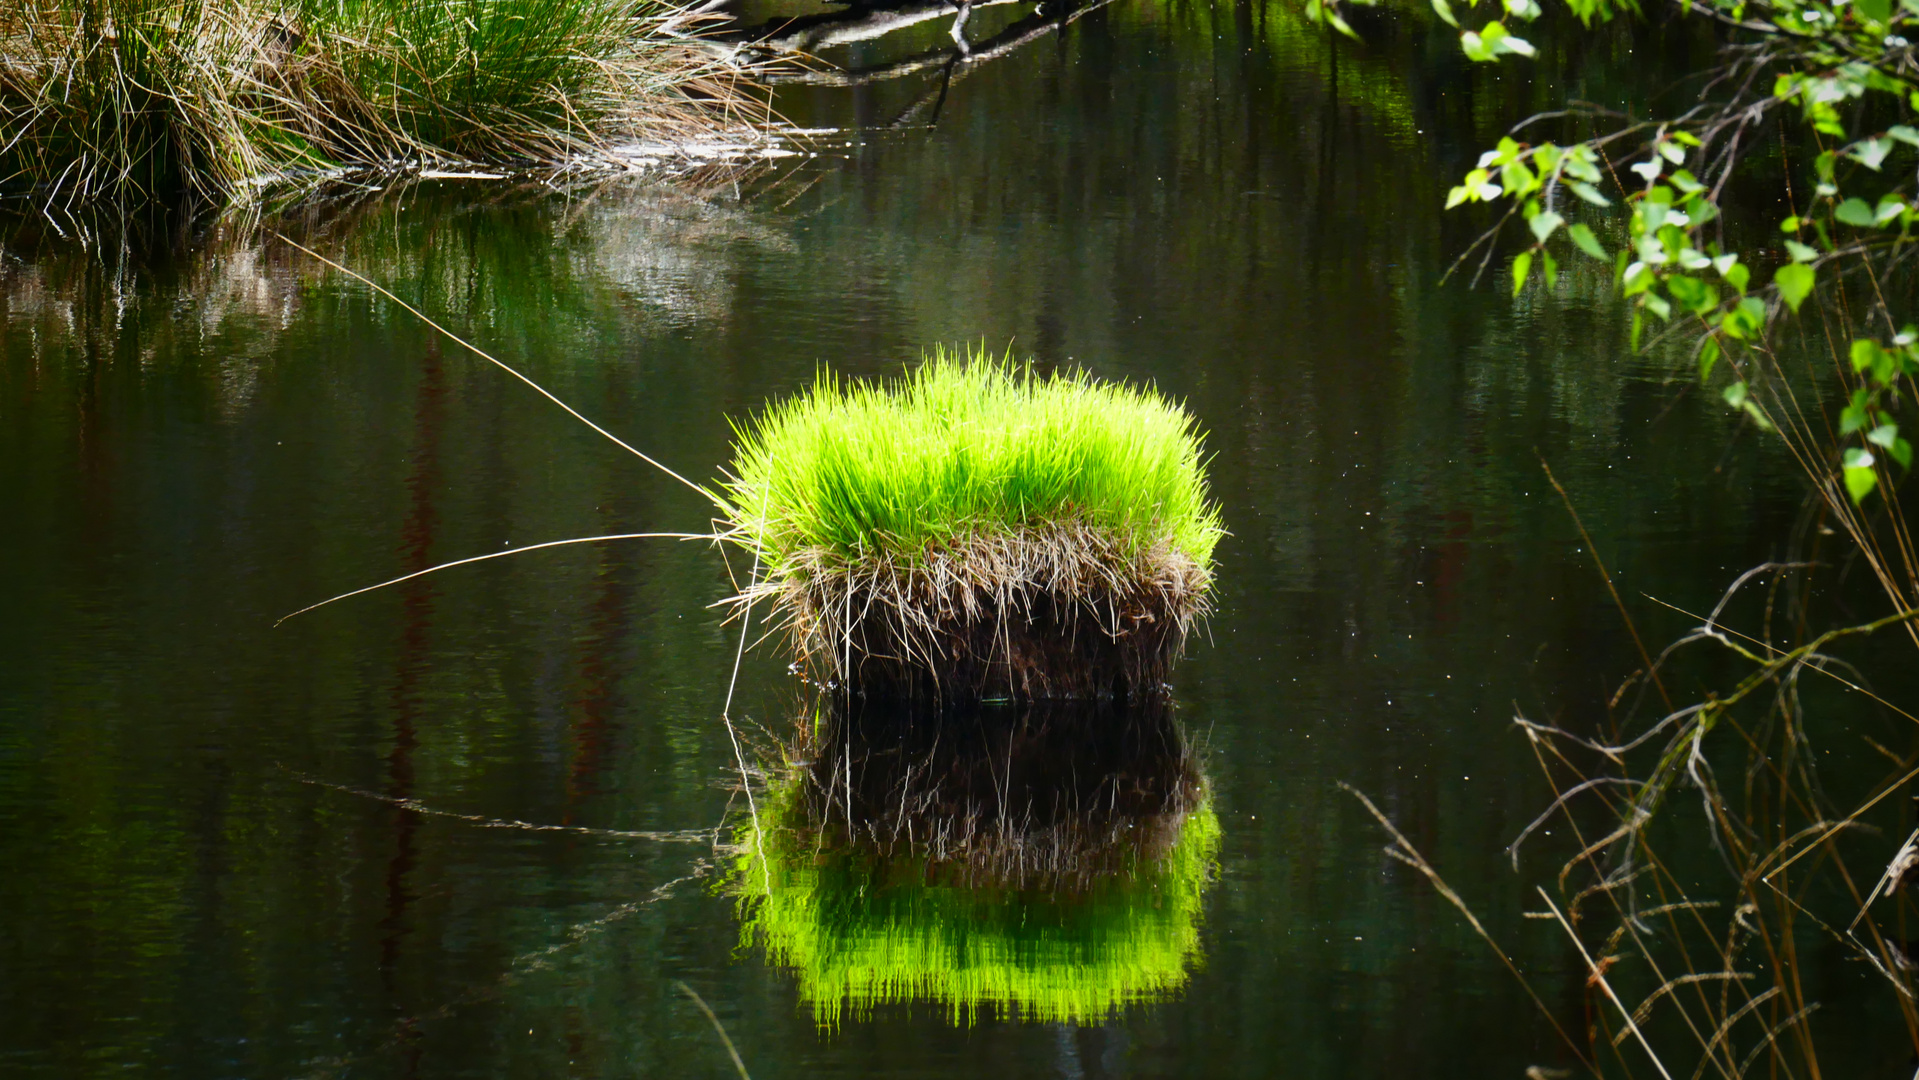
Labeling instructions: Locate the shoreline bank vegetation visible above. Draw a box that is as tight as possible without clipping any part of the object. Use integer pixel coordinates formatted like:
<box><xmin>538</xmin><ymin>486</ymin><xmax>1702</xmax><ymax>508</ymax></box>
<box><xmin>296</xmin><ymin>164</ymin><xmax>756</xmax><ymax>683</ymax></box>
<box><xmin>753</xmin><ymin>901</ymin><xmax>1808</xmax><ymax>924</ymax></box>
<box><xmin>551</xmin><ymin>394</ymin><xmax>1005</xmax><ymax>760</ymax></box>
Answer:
<box><xmin>717</xmin><ymin>348</ymin><xmax>1224</xmax><ymax>703</ymax></box>
<box><xmin>0</xmin><ymin>0</ymin><xmax>756</xmax><ymax>208</ymax></box>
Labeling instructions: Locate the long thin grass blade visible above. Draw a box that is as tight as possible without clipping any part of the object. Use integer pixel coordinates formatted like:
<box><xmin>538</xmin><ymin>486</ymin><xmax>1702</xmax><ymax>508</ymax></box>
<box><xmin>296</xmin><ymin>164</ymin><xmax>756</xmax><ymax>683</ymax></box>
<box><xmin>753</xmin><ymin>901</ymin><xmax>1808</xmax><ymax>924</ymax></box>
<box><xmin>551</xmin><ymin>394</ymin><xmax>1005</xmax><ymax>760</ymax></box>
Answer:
<box><xmin>275</xmin><ymin>531</ymin><xmax>715</xmax><ymax>626</ymax></box>
<box><xmin>674</xmin><ymin>981</ymin><xmax>753</xmax><ymax>1080</ymax></box>
<box><xmin>276</xmin><ymin>235</ymin><xmax>716</xmax><ymax>502</ymax></box>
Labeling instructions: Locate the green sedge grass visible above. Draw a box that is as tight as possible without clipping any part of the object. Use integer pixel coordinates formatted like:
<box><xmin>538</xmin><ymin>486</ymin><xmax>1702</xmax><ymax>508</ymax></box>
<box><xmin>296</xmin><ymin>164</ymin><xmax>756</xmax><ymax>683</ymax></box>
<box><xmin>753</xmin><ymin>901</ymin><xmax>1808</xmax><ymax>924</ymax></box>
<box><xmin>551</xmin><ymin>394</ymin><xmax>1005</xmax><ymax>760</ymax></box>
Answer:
<box><xmin>0</xmin><ymin>0</ymin><xmax>749</xmax><ymax>205</ymax></box>
<box><xmin>718</xmin><ymin>345</ymin><xmax>1224</xmax><ymax>577</ymax></box>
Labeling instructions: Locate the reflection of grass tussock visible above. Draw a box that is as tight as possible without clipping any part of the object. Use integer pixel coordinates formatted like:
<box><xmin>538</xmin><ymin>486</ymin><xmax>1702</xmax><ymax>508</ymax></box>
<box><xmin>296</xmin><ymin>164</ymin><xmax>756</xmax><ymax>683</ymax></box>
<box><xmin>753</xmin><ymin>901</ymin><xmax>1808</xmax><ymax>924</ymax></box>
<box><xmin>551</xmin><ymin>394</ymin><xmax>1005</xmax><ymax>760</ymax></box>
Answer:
<box><xmin>719</xmin><ymin>347</ymin><xmax>1223</xmax><ymax>699</ymax></box>
<box><xmin>0</xmin><ymin>0</ymin><xmax>751</xmax><ymax>205</ymax></box>
<box><xmin>733</xmin><ymin>787</ymin><xmax>1220</xmax><ymax>1027</ymax></box>
<box><xmin>786</xmin><ymin>698</ymin><xmax>1205</xmax><ymax>890</ymax></box>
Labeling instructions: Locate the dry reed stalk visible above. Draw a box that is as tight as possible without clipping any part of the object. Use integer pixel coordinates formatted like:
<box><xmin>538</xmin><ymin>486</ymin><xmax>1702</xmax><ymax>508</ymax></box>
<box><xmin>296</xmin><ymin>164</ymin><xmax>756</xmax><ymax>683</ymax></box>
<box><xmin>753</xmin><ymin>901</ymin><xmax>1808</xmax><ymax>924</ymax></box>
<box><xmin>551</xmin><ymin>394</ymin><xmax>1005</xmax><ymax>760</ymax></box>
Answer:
<box><xmin>1350</xmin><ymin>424</ymin><xmax>1919</xmax><ymax>1077</ymax></box>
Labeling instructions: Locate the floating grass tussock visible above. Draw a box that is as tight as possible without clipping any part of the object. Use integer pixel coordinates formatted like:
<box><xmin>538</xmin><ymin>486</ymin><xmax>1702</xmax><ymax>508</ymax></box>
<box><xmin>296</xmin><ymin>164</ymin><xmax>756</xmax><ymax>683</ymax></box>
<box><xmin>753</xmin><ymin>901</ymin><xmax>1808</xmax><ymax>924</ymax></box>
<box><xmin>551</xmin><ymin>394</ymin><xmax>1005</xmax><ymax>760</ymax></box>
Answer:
<box><xmin>721</xmin><ymin>348</ymin><xmax>1223</xmax><ymax>701</ymax></box>
<box><xmin>1</xmin><ymin>0</ymin><xmax>749</xmax><ymax>205</ymax></box>
<box><xmin>733</xmin><ymin>779</ymin><xmax>1221</xmax><ymax>1027</ymax></box>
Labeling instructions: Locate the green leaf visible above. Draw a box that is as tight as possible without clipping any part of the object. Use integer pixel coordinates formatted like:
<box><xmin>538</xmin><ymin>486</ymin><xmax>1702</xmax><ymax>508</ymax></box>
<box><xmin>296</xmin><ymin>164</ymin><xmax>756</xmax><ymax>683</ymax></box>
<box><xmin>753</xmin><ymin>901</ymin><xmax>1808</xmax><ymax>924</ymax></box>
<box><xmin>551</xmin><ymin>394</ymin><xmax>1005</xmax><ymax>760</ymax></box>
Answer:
<box><xmin>1844</xmin><ymin>448</ymin><xmax>1881</xmax><ymax>502</ymax></box>
<box><xmin>1644</xmin><ymin>293</ymin><xmax>1673</xmax><ymax>320</ymax></box>
<box><xmin>1840</xmin><ymin>389</ymin><xmax>1871</xmax><ymax>435</ymax></box>
<box><xmin>1851</xmin><ymin>338</ymin><xmax>1888</xmax><ymax>373</ymax></box>
<box><xmin>1511</xmin><ymin>250</ymin><xmax>1533</xmax><ymax>297</ymax></box>
<box><xmin>1501</xmin><ymin>162</ymin><xmax>1538</xmax><ymax>196</ymax></box>
<box><xmin>1698</xmin><ymin>336</ymin><xmax>1721</xmax><ymax>381</ymax></box>
<box><xmin>1894</xmin><ymin>438</ymin><xmax>1914</xmax><ymax>471</ymax></box>
<box><xmin>1868</xmin><ymin>422</ymin><xmax>1901</xmax><ymax>449</ymax></box>
<box><xmin>1859</xmin><ymin>0</ymin><xmax>1893</xmax><ymax>22</ymax></box>
<box><xmin>1667</xmin><ymin>275</ymin><xmax>1719</xmax><ymax>315</ymax></box>
<box><xmin>1775</xmin><ymin>263</ymin><xmax>1814</xmax><ymax>312</ymax></box>
<box><xmin>1836</xmin><ymin>198</ymin><xmax>1877</xmax><ymax>226</ymax></box>
<box><xmin>1542</xmin><ymin>250</ymin><xmax>1559</xmax><ymax>288</ymax></box>
<box><xmin>1567</xmin><ymin>222</ymin><xmax>1607</xmax><ymax>259</ymax></box>
<box><xmin>1848</xmin><ymin>139</ymin><xmax>1893</xmax><ymax>172</ymax></box>
<box><xmin>1890</xmin><ymin>125</ymin><xmax>1919</xmax><ymax>147</ymax></box>
<box><xmin>1785</xmin><ymin>239</ymin><xmax>1820</xmax><ymax>262</ymax></box>
<box><xmin>1464</xmin><ymin>21</ymin><xmax>1533</xmax><ymax>61</ymax></box>
<box><xmin>1720</xmin><ymin>379</ymin><xmax>1774</xmax><ymax>427</ymax></box>
<box><xmin>1723</xmin><ymin>297</ymin><xmax>1767</xmax><ymax>339</ymax></box>
<box><xmin>1568</xmin><ymin>181</ymin><xmax>1611</xmax><ymax>206</ymax></box>
<box><xmin>1563</xmin><ymin>150</ymin><xmax>1602</xmax><ymax>185</ymax></box>
<box><xmin>1432</xmin><ymin>0</ymin><xmax>1459</xmax><ymax>26</ymax></box>
<box><xmin>1780</xmin><ymin>215</ymin><xmax>1801</xmax><ymax>233</ymax></box>
<box><xmin>1528</xmin><ymin>210</ymin><xmax>1565</xmax><ymax>243</ymax></box>
<box><xmin>1845</xmin><ymin>465</ymin><xmax>1879</xmax><ymax>501</ymax></box>
<box><xmin>1498</xmin><ymin>32</ymin><xmax>1537</xmax><ymax>56</ymax></box>
<box><xmin>1724</xmin><ymin>263</ymin><xmax>1750</xmax><ymax>292</ymax></box>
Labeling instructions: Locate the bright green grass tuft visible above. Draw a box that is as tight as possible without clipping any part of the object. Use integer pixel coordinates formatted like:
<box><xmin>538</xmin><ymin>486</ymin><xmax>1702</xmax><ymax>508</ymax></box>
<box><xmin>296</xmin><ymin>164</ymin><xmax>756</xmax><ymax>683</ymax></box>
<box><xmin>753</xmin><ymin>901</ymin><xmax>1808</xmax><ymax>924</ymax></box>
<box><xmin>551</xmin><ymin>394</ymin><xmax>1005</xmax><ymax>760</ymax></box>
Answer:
<box><xmin>732</xmin><ymin>793</ymin><xmax>1221</xmax><ymax>1027</ymax></box>
<box><xmin>719</xmin><ymin>346</ymin><xmax>1224</xmax><ymax>574</ymax></box>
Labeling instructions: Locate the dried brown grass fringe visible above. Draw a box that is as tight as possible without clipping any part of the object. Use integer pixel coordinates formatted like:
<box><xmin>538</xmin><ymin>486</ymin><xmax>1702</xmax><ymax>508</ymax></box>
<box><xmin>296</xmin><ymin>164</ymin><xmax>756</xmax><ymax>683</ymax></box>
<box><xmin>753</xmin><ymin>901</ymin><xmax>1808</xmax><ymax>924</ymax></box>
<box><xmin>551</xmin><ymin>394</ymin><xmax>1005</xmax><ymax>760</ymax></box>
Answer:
<box><xmin>736</xmin><ymin>522</ymin><xmax>1212</xmax><ymax>703</ymax></box>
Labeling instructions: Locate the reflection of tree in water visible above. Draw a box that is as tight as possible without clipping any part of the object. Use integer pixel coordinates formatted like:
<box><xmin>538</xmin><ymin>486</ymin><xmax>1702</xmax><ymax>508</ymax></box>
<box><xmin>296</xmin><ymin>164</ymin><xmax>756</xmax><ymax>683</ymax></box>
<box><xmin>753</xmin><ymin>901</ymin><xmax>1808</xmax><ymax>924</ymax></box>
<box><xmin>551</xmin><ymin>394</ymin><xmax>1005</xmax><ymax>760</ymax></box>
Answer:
<box><xmin>731</xmin><ymin>698</ymin><xmax>1219</xmax><ymax>1026</ymax></box>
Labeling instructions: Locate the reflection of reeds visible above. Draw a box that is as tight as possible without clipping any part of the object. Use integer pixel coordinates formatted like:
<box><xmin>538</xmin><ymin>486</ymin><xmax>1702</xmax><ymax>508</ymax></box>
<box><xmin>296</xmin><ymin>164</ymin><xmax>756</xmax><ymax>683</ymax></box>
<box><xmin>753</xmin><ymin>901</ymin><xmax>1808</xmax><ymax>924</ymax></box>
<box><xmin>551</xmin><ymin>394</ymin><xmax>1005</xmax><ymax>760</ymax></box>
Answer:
<box><xmin>719</xmin><ymin>351</ymin><xmax>1223</xmax><ymax>702</ymax></box>
<box><xmin>731</xmin><ymin>698</ymin><xmax>1219</xmax><ymax>1026</ymax></box>
<box><xmin>0</xmin><ymin>0</ymin><xmax>757</xmax><ymax>206</ymax></box>
<box><xmin>0</xmin><ymin>175</ymin><xmax>789</xmax><ymax>415</ymax></box>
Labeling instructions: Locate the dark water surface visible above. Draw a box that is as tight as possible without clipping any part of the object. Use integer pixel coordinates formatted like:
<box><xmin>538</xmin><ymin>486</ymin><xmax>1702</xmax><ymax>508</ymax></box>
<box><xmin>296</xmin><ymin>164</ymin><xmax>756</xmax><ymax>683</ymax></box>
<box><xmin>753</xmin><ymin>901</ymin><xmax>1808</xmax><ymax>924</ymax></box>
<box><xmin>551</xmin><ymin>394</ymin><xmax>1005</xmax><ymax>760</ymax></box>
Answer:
<box><xmin>4</xmin><ymin>0</ymin><xmax>1901</xmax><ymax>1076</ymax></box>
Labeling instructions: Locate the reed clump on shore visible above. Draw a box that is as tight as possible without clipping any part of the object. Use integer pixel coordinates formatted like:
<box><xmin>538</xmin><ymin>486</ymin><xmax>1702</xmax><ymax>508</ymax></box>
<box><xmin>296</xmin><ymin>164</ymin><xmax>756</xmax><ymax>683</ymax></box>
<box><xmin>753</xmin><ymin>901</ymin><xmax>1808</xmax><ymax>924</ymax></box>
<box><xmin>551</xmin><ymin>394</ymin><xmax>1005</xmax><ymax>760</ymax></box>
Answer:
<box><xmin>0</xmin><ymin>0</ymin><xmax>750</xmax><ymax>205</ymax></box>
<box><xmin>719</xmin><ymin>348</ymin><xmax>1223</xmax><ymax>702</ymax></box>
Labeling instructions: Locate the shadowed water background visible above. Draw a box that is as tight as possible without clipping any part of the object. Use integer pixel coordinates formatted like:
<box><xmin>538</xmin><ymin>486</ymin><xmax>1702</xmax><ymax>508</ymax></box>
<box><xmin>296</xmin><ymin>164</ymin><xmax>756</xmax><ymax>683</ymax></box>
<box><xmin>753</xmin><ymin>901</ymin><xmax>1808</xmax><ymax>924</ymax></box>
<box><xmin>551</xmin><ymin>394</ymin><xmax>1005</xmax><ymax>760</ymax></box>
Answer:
<box><xmin>3</xmin><ymin>0</ymin><xmax>1910</xmax><ymax>1075</ymax></box>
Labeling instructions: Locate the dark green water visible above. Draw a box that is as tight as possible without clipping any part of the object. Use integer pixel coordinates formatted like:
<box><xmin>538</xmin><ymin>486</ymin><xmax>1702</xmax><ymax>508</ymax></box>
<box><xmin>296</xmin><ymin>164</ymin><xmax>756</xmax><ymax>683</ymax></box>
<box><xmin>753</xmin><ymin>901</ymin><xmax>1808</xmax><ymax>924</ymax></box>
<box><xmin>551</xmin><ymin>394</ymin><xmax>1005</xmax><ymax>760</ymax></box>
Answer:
<box><xmin>3</xmin><ymin>0</ymin><xmax>1907</xmax><ymax>1076</ymax></box>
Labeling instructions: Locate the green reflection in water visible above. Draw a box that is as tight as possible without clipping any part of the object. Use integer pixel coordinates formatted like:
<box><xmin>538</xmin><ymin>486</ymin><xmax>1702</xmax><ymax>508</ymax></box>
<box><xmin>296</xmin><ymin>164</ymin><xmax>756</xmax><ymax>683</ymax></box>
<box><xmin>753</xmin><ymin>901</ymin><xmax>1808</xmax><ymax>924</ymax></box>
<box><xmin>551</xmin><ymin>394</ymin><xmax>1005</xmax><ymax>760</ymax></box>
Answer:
<box><xmin>731</xmin><ymin>785</ymin><xmax>1220</xmax><ymax>1026</ymax></box>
